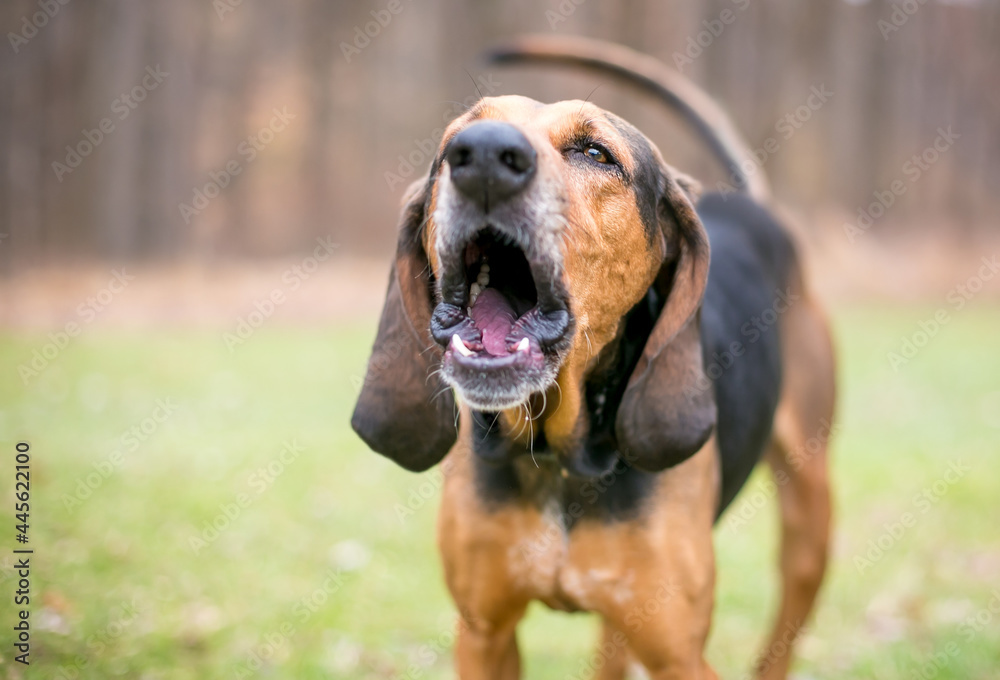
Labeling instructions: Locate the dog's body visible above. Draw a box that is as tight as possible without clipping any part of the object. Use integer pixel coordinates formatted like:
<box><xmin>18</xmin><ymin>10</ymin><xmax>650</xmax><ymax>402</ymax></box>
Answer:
<box><xmin>353</xmin><ymin>37</ymin><xmax>834</xmax><ymax>680</ymax></box>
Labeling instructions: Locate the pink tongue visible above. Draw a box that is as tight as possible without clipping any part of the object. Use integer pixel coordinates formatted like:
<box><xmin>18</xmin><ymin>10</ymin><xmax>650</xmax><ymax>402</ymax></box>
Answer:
<box><xmin>470</xmin><ymin>288</ymin><xmax>516</xmax><ymax>355</ymax></box>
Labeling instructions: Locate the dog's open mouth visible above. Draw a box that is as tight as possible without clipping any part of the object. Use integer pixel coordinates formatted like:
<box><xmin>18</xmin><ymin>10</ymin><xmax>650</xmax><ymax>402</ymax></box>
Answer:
<box><xmin>431</xmin><ymin>227</ymin><xmax>572</xmax><ymax>410</ymax></box>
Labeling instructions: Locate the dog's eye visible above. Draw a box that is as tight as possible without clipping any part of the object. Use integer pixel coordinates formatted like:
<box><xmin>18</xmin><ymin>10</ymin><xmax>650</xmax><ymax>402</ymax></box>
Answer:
<box><xmin>584</xmin><ymin>144</ymin><xmax>611</xmax><ymax>164</ymax></box>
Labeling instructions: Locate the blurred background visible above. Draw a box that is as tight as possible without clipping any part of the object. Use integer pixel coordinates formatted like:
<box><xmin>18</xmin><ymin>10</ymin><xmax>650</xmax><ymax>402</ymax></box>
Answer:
<box><xmin>1</xmin><ymin>1</ymin><xmax>999</xmax><ymax>679</ymax></box>
<box><xmin>2</xmin><ymin>0</ymin><xmax>999</xmax><ymax>265</ymax></box>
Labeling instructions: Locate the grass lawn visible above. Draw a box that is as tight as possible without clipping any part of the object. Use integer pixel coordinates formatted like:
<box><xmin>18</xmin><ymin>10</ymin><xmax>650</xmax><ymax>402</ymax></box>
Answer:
<box><xmin>1</xmin><ymin>303</ymin><xmax>998</xmax><ymax>679</ymax></box>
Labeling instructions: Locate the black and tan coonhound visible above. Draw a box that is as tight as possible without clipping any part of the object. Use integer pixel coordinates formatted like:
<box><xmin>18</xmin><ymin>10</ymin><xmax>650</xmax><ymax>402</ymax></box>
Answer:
<box><xmin>352</xmin><ymin>36</ymin><xmax>835</xmax><ymax>680</ymax></box>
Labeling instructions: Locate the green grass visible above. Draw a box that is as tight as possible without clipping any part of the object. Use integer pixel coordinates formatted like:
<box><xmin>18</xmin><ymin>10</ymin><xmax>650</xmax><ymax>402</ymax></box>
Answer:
<box><xmin>1</xmin><ymin>304</ymin><xmax>998</xmax><ymax>679</ymax></box>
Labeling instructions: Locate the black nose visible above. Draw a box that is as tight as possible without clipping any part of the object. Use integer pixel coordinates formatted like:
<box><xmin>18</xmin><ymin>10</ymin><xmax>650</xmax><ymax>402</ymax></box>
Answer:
<box><xmin>446</xmin><ymin>121</ymin><xmax>536</xmax><ymax>210</ymax></box>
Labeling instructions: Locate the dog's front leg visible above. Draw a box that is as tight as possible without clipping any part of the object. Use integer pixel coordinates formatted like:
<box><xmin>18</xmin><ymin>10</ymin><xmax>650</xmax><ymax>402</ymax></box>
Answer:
<box><xmin>454</xmin><ymin>615</ymin><xmax>523</xmax><ymax>680</ymax></box>
<box><xmin>438</xmin><ymin>448</ymin><xmax>533</xmax><ymax>680</ymax></box>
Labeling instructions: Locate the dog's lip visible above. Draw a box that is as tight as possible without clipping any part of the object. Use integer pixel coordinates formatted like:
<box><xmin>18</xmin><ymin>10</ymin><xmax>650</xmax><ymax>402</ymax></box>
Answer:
<box><xmin>442</xmin><ymin>330</ymin><xmax>550</xmax><ymax>412</ymax></box>
<box><xmin>527</xmin><ymin>263</ymin><xmax>571</xmax><ymax>316</ymax></box>
<box><xmin>444</xmin><ymin>334</ymin><xmax>542</xmax><ymax>370</ymax></box>
<box><xmin>452</xmin><ymin>333</ymin><xmax>531</xmax><ymax>358</ymax></box>
<box><xmin>431</xmin><ymin>301</ymin><xmax>573</xmax><ymax>355</ymax></box>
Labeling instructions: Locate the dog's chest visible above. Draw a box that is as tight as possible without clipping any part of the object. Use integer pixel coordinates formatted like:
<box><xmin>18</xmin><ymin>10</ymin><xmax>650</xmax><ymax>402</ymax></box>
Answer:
<box><xmin>503</xmin><ymin>493</ymin><xmax>574</xmax><ymax>608</ymax></box>
<box><xmin>487</xmin><ymin>457</ymin><xmax>645</xmax><ymax>611</ymax></box>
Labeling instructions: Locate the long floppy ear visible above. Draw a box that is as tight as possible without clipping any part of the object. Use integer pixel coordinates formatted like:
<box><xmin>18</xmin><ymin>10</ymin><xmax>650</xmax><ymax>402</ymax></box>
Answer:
<box><xmin>615</xmin><ymin>166</ymin><xmax>716</xmax><ymax>472</ymax></box>
<box><xmin>351</xmin><ymin>178</ymin><xmax>457</xmax><ymax>471</ymax></box>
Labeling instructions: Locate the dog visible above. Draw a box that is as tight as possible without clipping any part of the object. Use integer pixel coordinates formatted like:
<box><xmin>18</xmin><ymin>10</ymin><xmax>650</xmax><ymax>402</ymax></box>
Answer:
<box><xmin>352</xmin><ymin>36</ymin><xmax>834</xmax><ymax>680</ymax></box>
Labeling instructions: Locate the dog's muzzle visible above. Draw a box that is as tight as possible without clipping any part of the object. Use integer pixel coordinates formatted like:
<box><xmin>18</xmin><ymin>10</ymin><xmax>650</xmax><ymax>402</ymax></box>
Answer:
<box><xmin>432</xmin><ymin>121</ymin><xmax>572</xmax><ymax>412</ymax></box>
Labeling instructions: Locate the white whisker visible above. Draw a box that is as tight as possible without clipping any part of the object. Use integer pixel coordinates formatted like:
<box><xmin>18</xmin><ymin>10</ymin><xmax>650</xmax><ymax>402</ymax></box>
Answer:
<box><xmin>528</xmin><ymin>402</ymin><xmax>537</xmax><ymax>467</ymax></box>
<box><xmin>515</xmin><ymin>402</ymin><xmax>531</xmax><ymax>441</ymax></box>
<box><xmin>431</xmin><ymin>384</ymin><xmax>452</xmax><ymax>404</ymax></box>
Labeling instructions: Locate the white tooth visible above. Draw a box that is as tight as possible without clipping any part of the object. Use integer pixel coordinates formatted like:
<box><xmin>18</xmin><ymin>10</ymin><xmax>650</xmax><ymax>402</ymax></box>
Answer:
<box><xmin>516</xmin><ymin>337</ymin><xmax>530</xmax><ymax>352</ymax></box>
<box><xmin>480</xmin><ymin>263</ymin><xmax>490</xmax><ymax>273</ymax></box>
<box><xmin>477</xmin><ymin>272</ymin><xmax>490</xmax><ymax>287</ymax></box>
<box><xmin>451</xmin><ymin>334</ymin><xmax>474</xmax><ymax>357</ymax></box>
<box><xmin>470</xmin><ymin>283</ymin><xmax>481</xmax><ymax>300</ymax></box>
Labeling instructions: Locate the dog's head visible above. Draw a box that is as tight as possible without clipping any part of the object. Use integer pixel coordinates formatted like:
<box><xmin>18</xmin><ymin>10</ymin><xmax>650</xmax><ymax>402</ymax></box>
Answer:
<box><xmin>352</xmin><ymin>95</ymin><xmax>715</xmax><ymax>474</ymax></box>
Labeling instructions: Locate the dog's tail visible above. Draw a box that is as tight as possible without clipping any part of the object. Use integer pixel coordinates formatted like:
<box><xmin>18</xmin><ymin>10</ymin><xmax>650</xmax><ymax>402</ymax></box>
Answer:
<box><xmin>487</xmin><ymin>35</ymin><xmax>769</xmax><ymax>202</ymax></box>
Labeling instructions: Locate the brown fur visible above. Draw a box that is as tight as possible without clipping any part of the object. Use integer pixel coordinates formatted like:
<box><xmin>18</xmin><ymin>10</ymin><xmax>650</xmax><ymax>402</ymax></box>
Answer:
<box><xmin>356</xmin><ymin>92</ymin><xmax>834</xmax><ymax>678</ymax></box>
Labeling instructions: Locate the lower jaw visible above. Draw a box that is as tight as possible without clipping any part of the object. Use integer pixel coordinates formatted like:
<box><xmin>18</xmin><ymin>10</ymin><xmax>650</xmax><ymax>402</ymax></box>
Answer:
<box><xmin>444</xmin><ymin>370</ymin><xmax>549</xmax><ymax>413</ymax></box>
<box><xmin>449</xmin><ymin>386</ymin><xmax>537</xmax><ymax>413</ymax></box>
